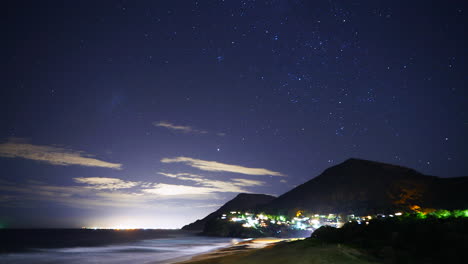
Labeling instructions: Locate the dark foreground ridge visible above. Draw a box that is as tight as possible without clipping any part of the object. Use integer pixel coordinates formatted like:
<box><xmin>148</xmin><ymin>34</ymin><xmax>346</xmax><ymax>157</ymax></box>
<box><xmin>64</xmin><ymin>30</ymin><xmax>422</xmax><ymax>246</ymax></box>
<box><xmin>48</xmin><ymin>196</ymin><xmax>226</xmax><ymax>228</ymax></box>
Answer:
<box><xmin>182</xmin><ymin>193</ymin><xmax>275</xmax><ymax>231</ymax></box>
<box><xmin>311</xmin><ymin>214</ymin><xmax>468</xmax><ymax>263</ymax></box>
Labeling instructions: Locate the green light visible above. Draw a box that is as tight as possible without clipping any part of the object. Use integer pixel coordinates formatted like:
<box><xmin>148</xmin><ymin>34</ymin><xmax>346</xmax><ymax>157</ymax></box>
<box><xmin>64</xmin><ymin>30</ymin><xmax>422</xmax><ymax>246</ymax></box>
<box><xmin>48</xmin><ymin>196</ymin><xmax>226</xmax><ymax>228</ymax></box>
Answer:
<box><xmin>453</xmin><ymin>210</ymin><xmax>468</xmax><ymax>218</ymax></box>
<box><xmin>416</xmin><ymin>212</ymin><xmax>427</xmax><ymax>219</ymax></box>
<box><xmin>431</xmin><ymin>210</ymin><xmax>451</xmax><ymax>218</ymax></box>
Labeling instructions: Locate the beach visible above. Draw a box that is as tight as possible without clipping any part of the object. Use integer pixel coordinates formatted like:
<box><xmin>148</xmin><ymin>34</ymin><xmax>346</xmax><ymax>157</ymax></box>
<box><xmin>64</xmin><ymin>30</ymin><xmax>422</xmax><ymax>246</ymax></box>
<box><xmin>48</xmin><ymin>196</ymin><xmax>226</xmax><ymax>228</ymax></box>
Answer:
<box><xmin>176</xmin><ymin>237</ymin><xmax>379</xmax><ymax>264</ymax></box>
<box><xmin>176</xmin><ymin>238</ymin><xmax>292</xmax><ymax>263</ymax></box>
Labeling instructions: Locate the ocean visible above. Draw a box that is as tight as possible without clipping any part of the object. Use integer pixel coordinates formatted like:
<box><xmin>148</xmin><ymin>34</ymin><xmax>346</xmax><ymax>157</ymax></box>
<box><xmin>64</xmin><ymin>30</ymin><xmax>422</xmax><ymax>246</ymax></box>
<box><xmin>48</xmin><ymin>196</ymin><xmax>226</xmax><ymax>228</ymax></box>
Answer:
<box><xmin>0</xmin><ymin>229</ymin><xmax>236</xmax><ymax>264</ymax></box>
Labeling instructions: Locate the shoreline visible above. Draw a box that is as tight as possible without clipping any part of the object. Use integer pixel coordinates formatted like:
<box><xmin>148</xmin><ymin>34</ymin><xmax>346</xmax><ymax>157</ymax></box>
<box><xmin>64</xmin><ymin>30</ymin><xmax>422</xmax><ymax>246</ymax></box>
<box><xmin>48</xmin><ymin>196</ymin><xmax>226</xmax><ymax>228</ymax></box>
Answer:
<box><xmin>174</xmin><ymin>237</ymin><xmax>298</xmax><ymax>264</ymax></box>
<box><xmin>174</xmin><ymin>237</ymin><xmax>379</xmax><ymax>264</ymax></box>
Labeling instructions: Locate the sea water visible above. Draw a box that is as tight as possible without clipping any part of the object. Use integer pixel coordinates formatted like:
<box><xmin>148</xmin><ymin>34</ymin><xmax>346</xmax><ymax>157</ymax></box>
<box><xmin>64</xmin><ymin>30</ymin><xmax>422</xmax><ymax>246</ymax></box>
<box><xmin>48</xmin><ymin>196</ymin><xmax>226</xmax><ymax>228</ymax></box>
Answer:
<box><xmin>0</xmin><ymin>232</ymin><xmax>234</xmax><ymax>264</ymax></box>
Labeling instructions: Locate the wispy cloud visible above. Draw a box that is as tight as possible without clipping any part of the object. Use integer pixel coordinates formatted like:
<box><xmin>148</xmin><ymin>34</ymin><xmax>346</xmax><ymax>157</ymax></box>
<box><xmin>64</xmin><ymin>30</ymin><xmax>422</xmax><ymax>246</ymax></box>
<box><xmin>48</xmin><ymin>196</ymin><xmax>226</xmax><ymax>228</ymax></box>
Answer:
<box><xmin>158</xmin><ymin>172</ymin><xmax>204</xmax><ymax>179</ymax></box>
<box><xmin>154</xmin><ymin>121</ymin><xmax>207</xmax><ymax>134</ymax></box>
<box><xmin>160</xmin><ymin>157</ymin><xmax>285</xmax><ymax>176</ymax></box>
<box><xmin>73</xmin><ymin>177</ymin><xmax>140</xmax><ymax>190</ymax></box>
<box><xmin>154</xmin><ymin>121</ymin><xmax>225</xmax><ymax>136</ymax></box>
<box><xmin>231</xmin><ymin>178</ymin><xmax>265</xmax><ymax>186</ymax></box>
<box><xmin>0</xmin><ymin>139</ymin><xmax>122</xmax><ymax>170</ymax></box>
<box><xmin>157</xmin><ymin>172</ymin><xmax>266</xmax><ymax>194</ymax></box>
<box><xmin>142</xmin><ymin>183</ymin><xmax>216</xmax><ymax>196</ymax></box>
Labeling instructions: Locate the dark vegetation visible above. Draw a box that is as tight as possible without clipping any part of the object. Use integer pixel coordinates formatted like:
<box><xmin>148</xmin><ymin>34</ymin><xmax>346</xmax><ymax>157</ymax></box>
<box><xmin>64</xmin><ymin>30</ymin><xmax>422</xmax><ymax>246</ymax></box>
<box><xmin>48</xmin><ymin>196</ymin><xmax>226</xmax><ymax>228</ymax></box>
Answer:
<box><xmin>311</xmin><ymin>215</ymin><xmax>468</xmax><ymax>264</ymax></box>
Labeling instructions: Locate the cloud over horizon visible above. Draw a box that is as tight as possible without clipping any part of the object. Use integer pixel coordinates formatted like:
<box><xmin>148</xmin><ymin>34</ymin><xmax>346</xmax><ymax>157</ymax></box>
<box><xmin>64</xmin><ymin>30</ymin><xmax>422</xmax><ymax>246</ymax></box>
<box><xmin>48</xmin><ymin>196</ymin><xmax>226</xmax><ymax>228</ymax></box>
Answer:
<box><xmin>0</xmin><ymin>179</ymin><xmax>219</xmax><ymax>210</ymax></box>
<box><xmin>0</xmin><ymin>140</ymin><xmax>122</xmax><ymax>170</ymax></box>
<box><xmin>160</xmin><ymin>157</ymin><xmax>285</xmax><ymax>176</ymax></box>
<box><xmin>0</xmin><ymin>172</ymin><xmax>264</xmax><ymax>209</ymax></box>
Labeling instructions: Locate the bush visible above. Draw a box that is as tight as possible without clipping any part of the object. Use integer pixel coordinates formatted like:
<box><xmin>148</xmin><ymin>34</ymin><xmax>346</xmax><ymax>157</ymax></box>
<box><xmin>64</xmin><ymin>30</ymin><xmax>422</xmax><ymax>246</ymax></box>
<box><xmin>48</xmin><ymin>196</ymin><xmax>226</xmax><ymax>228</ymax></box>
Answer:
<box><xmin>311</xmin><ymin>216</ymin><xmax>468</xmax><ymax>263</ymax></box>
<box><xmin>310</xmin><ymin>226</ymin><xmax>342</xmax><ymax>243</ymax></box>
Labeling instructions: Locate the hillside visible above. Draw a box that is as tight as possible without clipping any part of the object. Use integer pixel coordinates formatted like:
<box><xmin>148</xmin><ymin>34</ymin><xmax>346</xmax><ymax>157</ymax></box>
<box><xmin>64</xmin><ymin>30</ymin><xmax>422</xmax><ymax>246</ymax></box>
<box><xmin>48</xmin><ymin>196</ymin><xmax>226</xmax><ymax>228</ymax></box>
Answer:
<box><xmin>261</xmin><ymin>158</ymin><xmax>468</xmax><ymax>215</ymax></box>
<box><xmin>182</xmin><ymin>193</ymin><xmax>276</xmax><ymax>231</ymax></box>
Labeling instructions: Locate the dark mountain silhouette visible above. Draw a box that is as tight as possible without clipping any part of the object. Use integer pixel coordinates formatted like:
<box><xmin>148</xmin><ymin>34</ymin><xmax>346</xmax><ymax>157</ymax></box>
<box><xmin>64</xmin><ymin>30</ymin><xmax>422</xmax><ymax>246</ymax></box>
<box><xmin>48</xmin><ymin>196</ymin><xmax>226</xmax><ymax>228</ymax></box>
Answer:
<box><xmin>261</xmin><ymin>158</ymin><xmax>468</xmax><ymax>215</ymax></box>
<box><xmin>183</xmin><ymin>158</ymin><xmax>468</xmax><ymax>232</ymax></box>
<box><xmin>182</xmin><ymin>193</ymin><xmax>276</xmax><ymax>230</ymax></box>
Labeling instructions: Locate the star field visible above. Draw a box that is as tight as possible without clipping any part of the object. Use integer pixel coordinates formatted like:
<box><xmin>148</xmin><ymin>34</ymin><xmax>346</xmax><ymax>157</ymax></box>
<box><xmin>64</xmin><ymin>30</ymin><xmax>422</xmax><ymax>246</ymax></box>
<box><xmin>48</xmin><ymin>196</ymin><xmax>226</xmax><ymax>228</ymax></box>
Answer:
<box><xmin>1</xmin><ymin>0</ymin><xmax>467</xmax><ymax>228</ymax></box>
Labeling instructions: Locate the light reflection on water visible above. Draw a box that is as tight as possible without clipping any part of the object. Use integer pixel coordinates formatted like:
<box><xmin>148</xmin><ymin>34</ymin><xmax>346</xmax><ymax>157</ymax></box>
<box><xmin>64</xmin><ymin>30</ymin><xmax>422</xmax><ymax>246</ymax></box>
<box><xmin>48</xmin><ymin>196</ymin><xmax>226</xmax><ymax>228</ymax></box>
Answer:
<box><xmin>0</xmin><ymin>236</ymin><xmax>234</xmax><ymax>264</ymax></box>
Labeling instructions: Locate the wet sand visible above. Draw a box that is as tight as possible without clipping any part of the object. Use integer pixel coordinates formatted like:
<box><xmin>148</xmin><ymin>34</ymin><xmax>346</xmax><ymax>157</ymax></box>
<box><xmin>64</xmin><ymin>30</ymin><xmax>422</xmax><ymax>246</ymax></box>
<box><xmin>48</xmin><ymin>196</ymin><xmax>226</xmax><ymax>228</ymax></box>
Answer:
<box><xmin>174</xmin><ymin>238</ymin><xmax>299</xmax><ymax>264</ymax></box>
<box><xmin>175</xmin><ymin>237</ymin><xmax>378</xmax><ymax>264</ymax></box>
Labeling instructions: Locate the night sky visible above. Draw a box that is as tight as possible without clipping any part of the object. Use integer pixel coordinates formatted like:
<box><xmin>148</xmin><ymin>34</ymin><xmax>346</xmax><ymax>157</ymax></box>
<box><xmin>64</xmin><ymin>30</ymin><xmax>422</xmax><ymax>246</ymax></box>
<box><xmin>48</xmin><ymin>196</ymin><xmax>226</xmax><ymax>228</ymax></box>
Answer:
<box><xmin>1</xmin><ymin>0</ymin><xmax>467</xmax><ymax>229</ymax></box>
